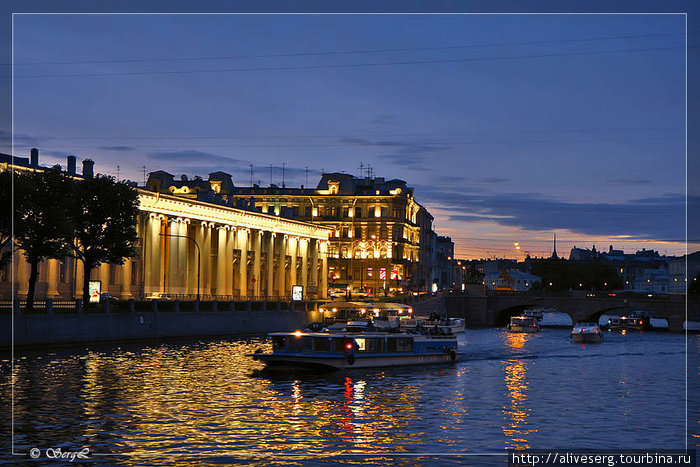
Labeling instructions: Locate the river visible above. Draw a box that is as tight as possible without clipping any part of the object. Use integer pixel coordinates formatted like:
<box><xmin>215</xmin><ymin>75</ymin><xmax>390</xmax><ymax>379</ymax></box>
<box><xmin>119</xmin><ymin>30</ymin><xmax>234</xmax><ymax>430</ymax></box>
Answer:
<box><xmin>2</xmin><ymin>329</ymin><xmax>698</xmax><ymax>465</ymax></box>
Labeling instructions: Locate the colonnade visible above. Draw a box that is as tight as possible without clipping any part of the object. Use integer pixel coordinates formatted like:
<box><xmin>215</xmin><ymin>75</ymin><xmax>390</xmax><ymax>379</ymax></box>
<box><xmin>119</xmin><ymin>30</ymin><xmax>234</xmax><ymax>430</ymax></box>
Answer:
<box><xmin>142</xmin><ymin>213</ymin><xmax>327</xmax><ymax>300</ymax></box>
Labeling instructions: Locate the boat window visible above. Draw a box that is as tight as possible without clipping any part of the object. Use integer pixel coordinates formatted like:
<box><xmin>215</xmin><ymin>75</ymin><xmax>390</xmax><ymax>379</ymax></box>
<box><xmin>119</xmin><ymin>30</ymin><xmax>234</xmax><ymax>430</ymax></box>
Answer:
<box><xmin>387</xmin><ymin>337</ymin><xmax>413</xmax><ymax>352</ymax></box>
<box><xmin>333</xmin><ymin>338</ymin><xmax>354</xmax><ymax>352</ymax></box>
<box><xmin>287</xmin><ymin>335</ymin><xmax>313</xmax><ymax>352</ymax></box>
<box><xmin>366</xmin><ymin>338</ymin><xmax>385</xmax><ymax>353</ymax></box>
<box><xmin>314</xmin><ymin>337</ymin><xmax>331</xmax><ymax>352</ymax></box>
<box><xmin>355</xmin><ymin>338</ymin><xmax>366</xmax><ymax>351</ymax></box>
<box><xmin>272</xmin><ymin>336</ymin><xmax>286</xmax><ymax>350</ymax></box>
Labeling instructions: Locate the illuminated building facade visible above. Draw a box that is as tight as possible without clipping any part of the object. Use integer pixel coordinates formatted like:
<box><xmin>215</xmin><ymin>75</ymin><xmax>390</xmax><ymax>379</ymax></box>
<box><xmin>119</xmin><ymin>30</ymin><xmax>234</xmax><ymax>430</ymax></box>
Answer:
<box><xmin>146</xmin><ymin>171</ymin><xmax>436</xmax><ymax>294</ymax></box>
<box><xmin>0</xmin><ymin>151</ymin><xmax>330</xmax><ymax>301</ymax></box>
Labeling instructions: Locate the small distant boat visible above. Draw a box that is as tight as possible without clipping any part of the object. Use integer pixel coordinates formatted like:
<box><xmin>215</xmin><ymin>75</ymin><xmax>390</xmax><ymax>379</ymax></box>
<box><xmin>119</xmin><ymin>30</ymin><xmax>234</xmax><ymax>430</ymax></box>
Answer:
<box><xmin>604</xmin><ymin>310</ymin><xmax>653</xmax><ymax>331</ymax></box>
<box><xmin>684</xmin><ymin>321</ymin><xmax>700</xmax><ymax>332</ymax></box>
<box><xmin>508</xmin><ymin>315</ymin><xmax>540</xmax><ymax>333</ymax></box>
<box><xmin>524</xmin><ymin>307</ymin><xmax>572</xmax><ymax>327</ymax></box>
<box><xmin>571</xmin><ymin>322</ymin><xmax>603</xmax><ymax>344</ymax></box>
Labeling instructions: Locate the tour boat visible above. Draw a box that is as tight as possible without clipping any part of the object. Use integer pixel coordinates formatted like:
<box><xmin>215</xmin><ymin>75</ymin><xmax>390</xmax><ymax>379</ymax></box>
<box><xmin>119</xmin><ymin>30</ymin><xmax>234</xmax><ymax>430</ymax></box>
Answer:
<box><xmin>508</xmin><ymin>315</ymin><xmax>540</xmax><ymax>333</ymax></box>
<box><xmin>570</xmin><ymin>322</ymin><xmax>603</xmax><ymax>344</ymax></box>
<box><xmin>604</xmin><ymin>310</ymin><xmax>653</xmax><ymax>331</ymax></box>
<box><xmin>248</xmin><ymin>327</ymin><xmax>459</xmax><ymax>370</ymax></box>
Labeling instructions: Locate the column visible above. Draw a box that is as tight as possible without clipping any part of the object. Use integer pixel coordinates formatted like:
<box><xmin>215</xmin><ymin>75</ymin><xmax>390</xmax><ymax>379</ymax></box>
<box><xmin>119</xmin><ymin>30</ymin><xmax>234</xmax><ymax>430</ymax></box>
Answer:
<box><xmin>310</xmin><ymin>239</ymin><xmax>319</xmax><ymax>293</ymax></box>
<box><xmin>99</xmin><ymin>262</ymin><xmax>110</xmax><ymax>295</ymax></box>
<box><xmin>120</xmin><ymin>258</ymin><xmax>132</xmax><ymax>299</ymax></box>
<box><xmin>144</xmin><ymin>214</ymin><xmax>160</xmax><ymax>296</ymax></box>
<box><xmin>226</xmin><ymin>228</ymin><xmax>235</xmax><ymax>296</ymax></box>
<box><xmin>74</xmin><ymin>256</ymin><xmax>84</xmax><ymax>299</ymax></box>
<box><xmin>197</xmin><ymin>222</ymin><xmax>211</xmax><ymax>297</ymax></box>
<box><xmin>15</xmin><ymin>250</ymin><xmax>29</xmax><ymax>298</ymax></box>
<box><xmin>267</xmin><ymin>232</ymin><xmax>275</xmax><ymax>297</ymax></box>
<box><xmin>300</xmin><ymin>239</ymin><xmax>308</xmax><ymax>299</ymax></box>
<box><xmin>252</xmin><ymin>230</ymin><xmax>262</xmax><ymax>297</ymax></box>
<box><xmin>167</xmin><ymin>220</ymin><xmax>178</xmax><ymax>295</ymax></box>
<box><xmin>179</xmin><ymin>220</ymin><xmax>189</xmax><ymax>296</ymax></box>
<box><xmin>288</xmin><ymin>237</ymin><xmax>298</xmax><ymax>294</ymax></box>
<box><xmin>320</xmin><ymin>241</ymin><xmax>328</xmax><ymax>299</ymax></box>
<box><xmin>277</xmin><ymin>235</ymin><xmax>286</xmax><ymax>297</ymax></box>
<box><xmin>47</xmin><ymin>259</ymin><xmax>60</xmax><ymax>298</ymax></box>
<box><xmin>238</xmin><ymin>228</ymin><xmax>248</xmax><ymax>297</ymax></box>
<box><xmin>216</xmin><ymin>226</ymin><xmax>228</xmax><ymax>297</ymax></box>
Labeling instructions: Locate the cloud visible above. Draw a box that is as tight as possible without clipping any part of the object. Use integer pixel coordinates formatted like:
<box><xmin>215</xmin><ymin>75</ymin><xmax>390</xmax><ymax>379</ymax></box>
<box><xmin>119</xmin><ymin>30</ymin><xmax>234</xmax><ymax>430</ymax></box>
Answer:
<box><xmin>478</xmin><ymin>177</ymin><xmax>509</xmax><ymax>183</ymax></box>
<box><xmin>370</xmin><ymin>114</ymin><xmax>400</xmax><ymax>125</ymax></box>
<box><xmin>148</xmin><ymin>150</ymin><xmax>247</xmax><ymax>167</ymax></box>
<box><xmin>99</xmin><ymin>145</ymin><xmax>135</xmax><ymax>152</ymax></box>
<box><xmin>606</xmin><ymin>178</ymin><xmax>653</xmax><ymax>185</ymax></box>
<box><xmin>0</xmin><ymin>130</ymin><xmax>42</xmax><ymax>147</ymax></box>
<box><xmin>415</xmin><ymin>183</ymin><xmax>689</xmax><ymax>242</ymax></box>
<box><xmin>336</xmin><ymin>137</ymin><xmax>449</xmax><ymax>170</ymax></box>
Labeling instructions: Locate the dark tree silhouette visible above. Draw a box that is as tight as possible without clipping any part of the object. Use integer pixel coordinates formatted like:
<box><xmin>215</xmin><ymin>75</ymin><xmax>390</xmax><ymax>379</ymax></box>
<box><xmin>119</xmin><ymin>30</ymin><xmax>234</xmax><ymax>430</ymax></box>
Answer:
<box><xmin>12</xmin><ymin>168</ymin><xmax>74</xmax><ymax>310</ymax></box>
<box><xmin>70</xmin><ymin>173</ymin><xmax>139</xmax><ymax>304</ymax></box>
<box><xmin>0</xmin><ymin>170</ymin><xmax>13</xmax><ymax>269</ymax></box>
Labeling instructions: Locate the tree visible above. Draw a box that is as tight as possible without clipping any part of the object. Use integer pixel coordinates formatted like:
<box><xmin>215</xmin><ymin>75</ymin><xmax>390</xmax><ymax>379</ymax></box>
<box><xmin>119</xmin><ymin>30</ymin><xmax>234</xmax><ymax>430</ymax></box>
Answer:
<box><xmin>70</xmin><ymin>174</ymin><xmax>139</xmax><ymax>304</ymax></box>
<box><xmin>0</xmin><ymin>170</ymin><xmax>13</xmax><ymax>269</ymax></box>
<box><xmin>690</xmin><ymin>273</ymin><xmax>700</xmax><ymax>296</ymax></box>
<box><xmin>12</xmin><ymin>168</ymin><xmax>75</xmax><ymax>309</ymax></box>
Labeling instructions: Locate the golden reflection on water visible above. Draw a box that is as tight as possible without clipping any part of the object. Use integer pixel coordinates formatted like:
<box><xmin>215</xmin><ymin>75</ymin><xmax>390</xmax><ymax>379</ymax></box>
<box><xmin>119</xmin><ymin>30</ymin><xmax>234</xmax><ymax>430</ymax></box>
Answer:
<box><xmin>502</xmin><ymin>332</ymin><xmax>537</xmax><ymax>450</ymax></box>
<box><xmin>15</xmin><ymin>339</ymin><xmax>425</xmax><ymax>462</ymax></box>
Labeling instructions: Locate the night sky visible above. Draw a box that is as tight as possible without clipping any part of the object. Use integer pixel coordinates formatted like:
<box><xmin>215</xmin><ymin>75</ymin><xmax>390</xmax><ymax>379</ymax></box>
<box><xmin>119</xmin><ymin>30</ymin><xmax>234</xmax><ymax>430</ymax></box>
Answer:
<box><xmin>7</xmin><ymin>13</ymin><xmax>692</xmax><ymax>259</ymax></box>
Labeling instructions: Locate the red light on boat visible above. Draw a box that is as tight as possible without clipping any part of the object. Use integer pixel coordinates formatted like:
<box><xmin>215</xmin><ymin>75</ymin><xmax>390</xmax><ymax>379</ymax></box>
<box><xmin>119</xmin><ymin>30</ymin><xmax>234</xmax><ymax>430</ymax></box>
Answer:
<box><xmin>346</xmin><ymin>343</ymin><xmax>353</xmax><ymax>350</ymax></box>
<box><xmin>639</xmin><ymin>320</ymin><xmax>643</xmax><ymax>325</ymax></box>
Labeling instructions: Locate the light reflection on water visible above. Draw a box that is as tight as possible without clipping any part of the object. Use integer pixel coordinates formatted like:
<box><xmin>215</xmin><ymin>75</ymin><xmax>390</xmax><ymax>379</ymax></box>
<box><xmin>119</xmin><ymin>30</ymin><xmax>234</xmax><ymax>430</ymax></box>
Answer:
<box><xmin>0</xmin><ymin>330</ymin><xmax>696</xmax><ymax>465</ymax></box>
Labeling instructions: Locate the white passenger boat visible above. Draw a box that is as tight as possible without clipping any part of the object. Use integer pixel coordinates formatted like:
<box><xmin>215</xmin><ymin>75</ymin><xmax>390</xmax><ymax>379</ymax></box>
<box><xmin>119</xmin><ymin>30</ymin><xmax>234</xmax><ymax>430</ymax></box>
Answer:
<box><xmin>571</xmin><ymin>322</ymin><xmax>603</xmax><ymax>344</ymax></box>
<box><xmin>508</xmin><ymin>315</ymin><xmax>540</xmax><ymax>333</ymax></box>
<box><xmin>248</xmin><ymin>327</ymin><xmax>458</xmax><ymax>370</ymax></box>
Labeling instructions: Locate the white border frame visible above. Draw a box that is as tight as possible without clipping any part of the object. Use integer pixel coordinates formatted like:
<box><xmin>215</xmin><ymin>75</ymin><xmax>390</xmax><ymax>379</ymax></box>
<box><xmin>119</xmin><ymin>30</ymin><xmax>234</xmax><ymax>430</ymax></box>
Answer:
<box><xmin>9</xmin><ymin>11</ymin><xmax>690</xmax><ymax>460</ymax></box>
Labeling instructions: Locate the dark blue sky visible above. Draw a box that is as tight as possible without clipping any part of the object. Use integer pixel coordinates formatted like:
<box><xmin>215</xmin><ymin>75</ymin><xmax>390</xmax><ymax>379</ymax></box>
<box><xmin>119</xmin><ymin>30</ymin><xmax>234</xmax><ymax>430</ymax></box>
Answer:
<box><xmin>7</xmin><ymin>13</ymin><xmax>692</xmax><ymax>258</ymax></box>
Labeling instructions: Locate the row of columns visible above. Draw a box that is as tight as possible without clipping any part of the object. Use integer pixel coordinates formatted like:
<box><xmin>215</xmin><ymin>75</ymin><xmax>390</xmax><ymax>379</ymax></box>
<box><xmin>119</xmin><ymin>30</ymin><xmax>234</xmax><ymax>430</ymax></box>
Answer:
<box><xmin>142</xmin><ymin>213</ymin><xmax>327</xmax><ymax>300</ymax></box>
<box><xmin>14</xmin><ymin>254</ymin><xmax>135</xmax><ymax>300</ymax></box>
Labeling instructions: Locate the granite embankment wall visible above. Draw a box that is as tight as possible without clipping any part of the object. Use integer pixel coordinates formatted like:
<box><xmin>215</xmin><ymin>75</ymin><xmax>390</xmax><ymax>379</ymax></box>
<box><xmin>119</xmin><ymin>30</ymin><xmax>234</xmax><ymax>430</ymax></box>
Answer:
<box><xmin>2</xmin><ymin>301</ymin><xmax>322</xmax><ymax>348</ymax></box>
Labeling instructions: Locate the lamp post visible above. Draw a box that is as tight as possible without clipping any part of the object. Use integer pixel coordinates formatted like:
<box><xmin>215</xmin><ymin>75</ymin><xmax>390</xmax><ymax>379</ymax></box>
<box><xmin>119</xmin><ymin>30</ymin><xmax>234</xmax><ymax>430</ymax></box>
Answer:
<box><xmin>160</xmin><ymin>233</ymin><xmax>201</xmax><ymax>302</ymax></box>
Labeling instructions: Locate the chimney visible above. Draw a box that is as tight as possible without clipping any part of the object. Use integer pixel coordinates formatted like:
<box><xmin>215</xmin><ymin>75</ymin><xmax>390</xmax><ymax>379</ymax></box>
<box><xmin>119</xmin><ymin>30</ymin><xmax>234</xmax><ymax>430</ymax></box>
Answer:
<box><xmin>30</xmin><ymin>148</ymin><xmax>39</xmax><ymax>167</ymax></box>
<box><xmin>67</xmin><ymin>155</ymin><xmax>76</xmax><ymax>175</ymax></box>
<box><xmin>82</xmin><ymin>159</ymin><xmax>94</xmax><ymax>178</ymax></box>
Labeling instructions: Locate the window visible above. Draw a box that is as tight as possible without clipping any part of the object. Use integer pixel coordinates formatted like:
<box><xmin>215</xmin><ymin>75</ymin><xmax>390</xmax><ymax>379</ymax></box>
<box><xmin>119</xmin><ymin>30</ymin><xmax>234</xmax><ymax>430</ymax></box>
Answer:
<box><xmin>355</xmin><ymin>207</ymin><xmax>362</xmax><ymax>218</ymax></box>
<box><xmin>387</xmin><ymin>337</ymin><xmax>413</xmax><ymax>352</ymax></box>
<box><xmin>305</xmin><ymin>206</ymin><xmax>312</xmax><ymax>217</ymax></box>
<box><xmin>381</xmin><ymin>206</ymin><xmax>388</xmax><ymax>217</ymax></box>
<box><xmin>341</xmin><ymin>247</ymin><xmax>349</xmax><ymax>259</ymax></box>
<box><xmin>333</xmin><ymin>337</ymin><xmax>354</xmax><ymax>353</ymax></box>
<box><xmin>355</xmin><ymin>227</ymin><xmax>363</xmax><ymax>239</ymax></box>
<box><xmin>272</xmin><ymin>336</ymin><xmax>286</xmax><ymax>350</ymax></box>
<box><xmin>342</xmin><ymin>207</ymin><xmax>350</xmax><ymax>217</ymax></box>
<box><xmin>314</xmin><ymin>337</ymin><xmax>332</xmax><ymax>352</ymax></box>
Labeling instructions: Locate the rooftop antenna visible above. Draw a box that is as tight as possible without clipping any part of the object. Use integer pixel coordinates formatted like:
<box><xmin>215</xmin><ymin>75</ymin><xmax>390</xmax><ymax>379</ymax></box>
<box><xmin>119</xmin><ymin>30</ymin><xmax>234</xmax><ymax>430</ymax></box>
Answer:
<box><xmin>116</xmin><ymin>165</ymin><xmax>120</xmax><ymax>182</ymax></box>
<box><xmin>305</xmin><ymin>166</ymin><xmax>308</xmax><ymax>187</ymax></box>
<box><xmin>142</xmin><ymin>165</ymin><xmax>146</xmax><ymax>186</ymax></box>
<box><xmin>358</xmin><ymin>162</ymin><xmax>364</xmax><ymax>178</ymax></box>
<box><xmin>270</xmin><ymin>164</ymin><xmax>273</xmax><ymax>186</ymax></box>
<box><xmin>250</xmin><ymin>164</ymin><xmax>253</xmax><ymax>187</ymax></box>
<box><xmin>282</xmin><ymin>162</ymin><xmax>286</xmax><ymax>188</ymax></box>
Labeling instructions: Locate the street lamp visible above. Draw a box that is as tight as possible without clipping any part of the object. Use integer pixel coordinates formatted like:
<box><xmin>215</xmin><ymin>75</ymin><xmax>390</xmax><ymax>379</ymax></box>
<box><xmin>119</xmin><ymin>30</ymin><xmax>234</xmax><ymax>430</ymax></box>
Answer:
<box><xmin>160</xmin><ymin>233</ymin><xmax>201</xmax><ymax>302</ymax></box>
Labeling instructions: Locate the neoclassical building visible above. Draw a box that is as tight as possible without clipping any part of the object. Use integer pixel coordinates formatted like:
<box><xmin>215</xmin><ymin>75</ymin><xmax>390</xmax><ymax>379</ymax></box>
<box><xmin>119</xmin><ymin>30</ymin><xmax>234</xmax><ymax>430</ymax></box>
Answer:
<box><xmin>0</xmin><ymin>151</ymin><xmax>330</xmax><ymax>301</ymax></box>
<box><xmin>147</xmin><ymin>171</ymin><xmax>436</xmax><ymax>294</ymax></box>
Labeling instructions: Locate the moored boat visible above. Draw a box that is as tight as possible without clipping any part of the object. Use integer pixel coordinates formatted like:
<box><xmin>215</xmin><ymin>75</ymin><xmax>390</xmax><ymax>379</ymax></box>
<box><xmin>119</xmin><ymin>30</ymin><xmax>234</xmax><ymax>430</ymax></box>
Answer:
<box><xmin>248</xmin><ymin>328</ymin><xmax>458</xmax><ymax>370</ymax></box>
<box><xmin>571</xmin><ymin>322</ymin><xmax>603</xmax><ymax>343</ymax></box>
<box><xmin>508</xmin><ymin>315</ymin><xmax>540</xmax><ymax>333</ymax></box>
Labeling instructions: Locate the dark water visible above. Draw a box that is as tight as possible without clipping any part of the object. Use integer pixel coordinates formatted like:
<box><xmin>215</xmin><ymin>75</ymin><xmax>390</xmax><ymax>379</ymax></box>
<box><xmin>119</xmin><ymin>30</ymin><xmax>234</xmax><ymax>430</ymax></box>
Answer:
<box><xmin>1</xmin><ymin>329</ymin><xmax>698</xmax><ymax>465</ymax></box>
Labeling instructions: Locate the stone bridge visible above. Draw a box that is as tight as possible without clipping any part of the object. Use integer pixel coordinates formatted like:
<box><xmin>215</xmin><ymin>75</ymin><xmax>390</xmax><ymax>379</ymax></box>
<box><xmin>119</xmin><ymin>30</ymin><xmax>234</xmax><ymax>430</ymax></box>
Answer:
<box><xmin>444</xmin><ymin>292</ymin><xmax>699</xmax><ymax>332</ymax></box>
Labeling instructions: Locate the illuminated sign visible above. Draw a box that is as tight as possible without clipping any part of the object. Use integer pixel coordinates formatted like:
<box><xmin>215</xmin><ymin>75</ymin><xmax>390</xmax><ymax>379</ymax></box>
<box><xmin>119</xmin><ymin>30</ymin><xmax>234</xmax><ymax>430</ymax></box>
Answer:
<box><xmin>379</xmin><ymin>268</ymin><xmax>386</xmax><ymax>280</ymax></box>
<box><xmin>292</xmin><ymin>285</ymin><xmax>303</xmax><ymax>301</ymax></box>
<box><xmin>89</xmin><ymin>280</ymin><xmax>102</xmax><ymax>303</ymax></box>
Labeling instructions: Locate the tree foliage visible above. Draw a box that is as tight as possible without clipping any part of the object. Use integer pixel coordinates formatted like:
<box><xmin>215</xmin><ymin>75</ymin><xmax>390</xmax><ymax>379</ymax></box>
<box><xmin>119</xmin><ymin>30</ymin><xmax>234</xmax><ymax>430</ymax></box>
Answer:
<box><xmin>70</xmin><ymin>174</ymin><xmax>139</xmax><ymax>303</ymax></box>
<box><xmin>12</xmin><ymin>168</ymin><xmax>75</xmax><ymax>309</ymax></box>
<box><xmin>0</xmin><ymin>170</ymin><xmax>13</xmax><ymax>269</ymax></box>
